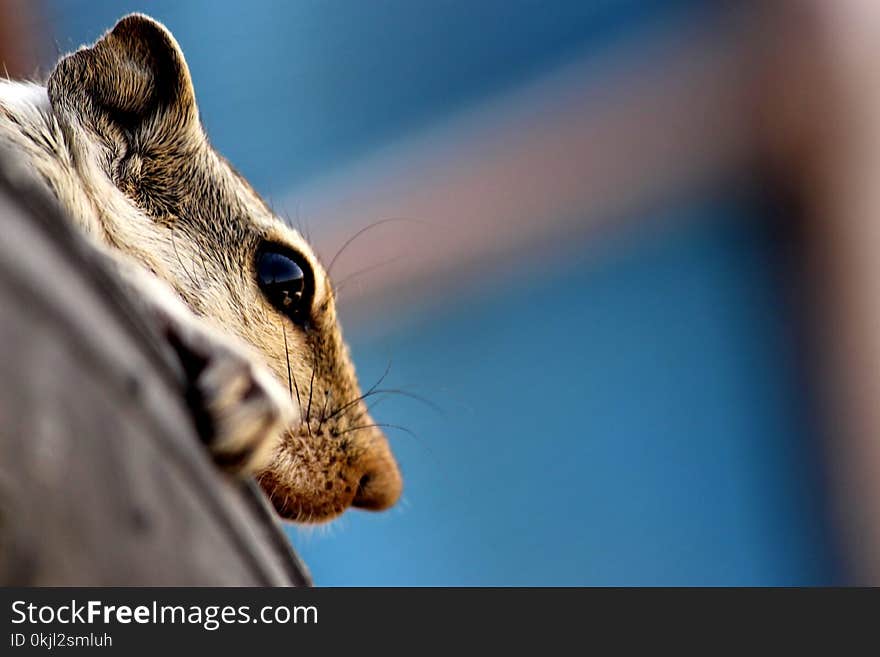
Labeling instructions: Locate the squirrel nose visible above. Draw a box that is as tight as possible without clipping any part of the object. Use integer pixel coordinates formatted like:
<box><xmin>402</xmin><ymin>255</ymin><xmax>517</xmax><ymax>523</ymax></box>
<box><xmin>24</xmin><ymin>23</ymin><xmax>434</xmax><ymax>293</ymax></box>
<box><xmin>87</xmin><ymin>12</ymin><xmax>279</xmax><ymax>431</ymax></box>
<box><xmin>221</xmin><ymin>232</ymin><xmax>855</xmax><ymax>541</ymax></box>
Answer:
<box><xmin>352</xmin><ymin>459</ymin><xmax>402</xmax><ymax>511</ymax></box>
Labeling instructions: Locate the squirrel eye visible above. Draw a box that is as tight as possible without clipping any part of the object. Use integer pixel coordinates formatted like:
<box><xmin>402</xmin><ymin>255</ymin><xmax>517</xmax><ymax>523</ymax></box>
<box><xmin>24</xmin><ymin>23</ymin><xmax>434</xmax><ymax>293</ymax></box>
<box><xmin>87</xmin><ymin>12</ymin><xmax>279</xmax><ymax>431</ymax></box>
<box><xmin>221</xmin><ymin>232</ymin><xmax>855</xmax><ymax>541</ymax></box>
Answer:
<box><xmin>256</xmin><ymin>249</ymin><xmax>310</xmax><ymax>321</ymax></box>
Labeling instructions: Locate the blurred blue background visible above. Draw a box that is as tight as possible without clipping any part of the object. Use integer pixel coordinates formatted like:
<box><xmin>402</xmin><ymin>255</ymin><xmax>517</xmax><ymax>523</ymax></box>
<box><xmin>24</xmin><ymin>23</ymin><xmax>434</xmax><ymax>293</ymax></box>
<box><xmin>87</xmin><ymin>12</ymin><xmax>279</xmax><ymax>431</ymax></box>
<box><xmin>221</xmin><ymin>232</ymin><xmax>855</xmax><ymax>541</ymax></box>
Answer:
<box><xmin>331</xmin><ymin>195</ymin><xmax>839</xmax><ymax>585</ymax></box>
<box><xmin>39</xmin><ymin>0</ymin><xmax>843</xmax><ymax>584</ymax></box>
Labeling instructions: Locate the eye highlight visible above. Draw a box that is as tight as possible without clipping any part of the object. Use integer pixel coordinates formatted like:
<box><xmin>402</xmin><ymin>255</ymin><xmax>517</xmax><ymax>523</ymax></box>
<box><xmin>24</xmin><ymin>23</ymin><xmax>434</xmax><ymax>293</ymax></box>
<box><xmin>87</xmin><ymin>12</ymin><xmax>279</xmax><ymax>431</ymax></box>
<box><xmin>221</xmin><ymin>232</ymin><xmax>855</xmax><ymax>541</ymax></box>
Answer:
<box><xmin>256</xmin><ymin>247</ymin><xmax>312</xmax><ymax>323</ymax></box>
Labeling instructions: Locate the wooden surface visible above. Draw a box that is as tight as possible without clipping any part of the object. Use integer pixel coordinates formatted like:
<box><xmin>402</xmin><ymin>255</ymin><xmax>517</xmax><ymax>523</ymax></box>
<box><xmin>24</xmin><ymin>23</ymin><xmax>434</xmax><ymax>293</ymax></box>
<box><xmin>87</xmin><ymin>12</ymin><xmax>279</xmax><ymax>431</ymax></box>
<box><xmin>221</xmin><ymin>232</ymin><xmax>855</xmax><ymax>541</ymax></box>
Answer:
<box><xmin>0</xmin><ymin>147</ymin><xmax>310</xmax><ymax>586</ymax></box>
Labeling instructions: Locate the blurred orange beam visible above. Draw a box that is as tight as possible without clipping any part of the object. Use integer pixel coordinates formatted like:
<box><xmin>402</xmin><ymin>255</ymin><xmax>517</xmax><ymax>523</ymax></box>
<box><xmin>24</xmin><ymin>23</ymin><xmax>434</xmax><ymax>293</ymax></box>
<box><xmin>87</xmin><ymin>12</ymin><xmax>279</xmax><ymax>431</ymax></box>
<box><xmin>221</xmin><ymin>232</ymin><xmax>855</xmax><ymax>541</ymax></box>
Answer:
<box><xmin>0</xmin><ymin>1</ymin><xmax>46</xmax><ymax>79</ymax></box>
<box><xmin>758</xmin><ymin>1</ymin><xmax>880</xmax><ymax>583</ymax></box>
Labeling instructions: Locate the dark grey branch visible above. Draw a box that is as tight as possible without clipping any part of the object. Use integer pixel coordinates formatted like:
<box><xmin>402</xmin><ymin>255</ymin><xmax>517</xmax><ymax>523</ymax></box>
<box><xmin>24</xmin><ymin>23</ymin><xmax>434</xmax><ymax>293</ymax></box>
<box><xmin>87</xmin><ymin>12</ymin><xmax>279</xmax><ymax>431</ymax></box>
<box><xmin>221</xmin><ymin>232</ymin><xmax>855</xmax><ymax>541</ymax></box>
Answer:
<box><xmin>0</xmin><ymin>147</ymin><xmax>309</xmax><ymax>586</ymax></box>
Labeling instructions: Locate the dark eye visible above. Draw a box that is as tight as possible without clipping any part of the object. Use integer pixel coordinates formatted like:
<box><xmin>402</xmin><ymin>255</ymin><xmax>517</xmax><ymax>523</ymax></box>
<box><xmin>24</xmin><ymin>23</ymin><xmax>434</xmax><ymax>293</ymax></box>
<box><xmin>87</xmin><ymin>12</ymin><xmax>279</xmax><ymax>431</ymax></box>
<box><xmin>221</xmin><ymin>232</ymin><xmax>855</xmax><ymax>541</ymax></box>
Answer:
<box><xmin>256</xmin><ymin>248</ymin><xmax>311</xmax><ymax>322</ymax></box>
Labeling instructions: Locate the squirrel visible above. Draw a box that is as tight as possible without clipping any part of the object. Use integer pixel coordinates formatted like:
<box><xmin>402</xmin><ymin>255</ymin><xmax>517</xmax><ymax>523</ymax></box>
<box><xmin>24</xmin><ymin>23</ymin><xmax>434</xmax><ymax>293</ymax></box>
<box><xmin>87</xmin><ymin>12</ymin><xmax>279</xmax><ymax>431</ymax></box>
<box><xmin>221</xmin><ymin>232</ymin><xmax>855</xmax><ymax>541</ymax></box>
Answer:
<box><xmin>0</xmin><ymin>14</ymin><xmax>402</xmax><ymax>523</ymax></box>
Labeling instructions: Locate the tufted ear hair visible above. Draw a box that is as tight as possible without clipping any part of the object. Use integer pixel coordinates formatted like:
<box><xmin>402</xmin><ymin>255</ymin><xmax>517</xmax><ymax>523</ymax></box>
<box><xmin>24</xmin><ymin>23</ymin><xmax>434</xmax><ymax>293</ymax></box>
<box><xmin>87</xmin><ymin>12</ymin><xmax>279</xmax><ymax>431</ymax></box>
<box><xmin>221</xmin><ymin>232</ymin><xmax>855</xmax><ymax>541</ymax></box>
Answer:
<box><xmin>47</xmin><ymin>14</ymin><xmax>198</xmax><ymax>146</ymax></box>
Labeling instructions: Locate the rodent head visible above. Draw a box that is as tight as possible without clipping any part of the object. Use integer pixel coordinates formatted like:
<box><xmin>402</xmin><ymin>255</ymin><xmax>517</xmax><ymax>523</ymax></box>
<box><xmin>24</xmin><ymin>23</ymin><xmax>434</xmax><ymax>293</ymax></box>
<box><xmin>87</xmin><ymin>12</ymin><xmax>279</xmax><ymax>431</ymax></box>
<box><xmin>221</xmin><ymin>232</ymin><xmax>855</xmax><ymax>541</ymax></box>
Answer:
<box><xmin>46</xmin><ymin>14</ymin><xmax>402</xmax><ymax>521</ymax></box>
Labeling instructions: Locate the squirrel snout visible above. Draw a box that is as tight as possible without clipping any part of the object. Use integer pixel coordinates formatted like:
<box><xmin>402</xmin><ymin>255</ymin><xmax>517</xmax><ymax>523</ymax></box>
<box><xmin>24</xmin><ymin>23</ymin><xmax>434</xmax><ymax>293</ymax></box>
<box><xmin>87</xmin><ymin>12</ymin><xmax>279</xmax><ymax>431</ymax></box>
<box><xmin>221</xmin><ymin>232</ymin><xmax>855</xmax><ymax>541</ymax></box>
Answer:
<box><xmin>351</xmin><ymin>452</ymin><xmax>402</xmax><ymax>511</ymax></box>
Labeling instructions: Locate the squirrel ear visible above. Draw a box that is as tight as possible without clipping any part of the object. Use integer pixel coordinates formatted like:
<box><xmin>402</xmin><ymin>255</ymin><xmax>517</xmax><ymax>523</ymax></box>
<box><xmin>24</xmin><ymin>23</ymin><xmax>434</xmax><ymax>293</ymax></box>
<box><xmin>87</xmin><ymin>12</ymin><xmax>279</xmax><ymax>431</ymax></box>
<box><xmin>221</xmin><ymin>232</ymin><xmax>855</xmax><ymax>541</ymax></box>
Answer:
<box><xmin>48</xmin><ymin>14</ymin><xmax>198</xmax><ymax>142</ymax></box>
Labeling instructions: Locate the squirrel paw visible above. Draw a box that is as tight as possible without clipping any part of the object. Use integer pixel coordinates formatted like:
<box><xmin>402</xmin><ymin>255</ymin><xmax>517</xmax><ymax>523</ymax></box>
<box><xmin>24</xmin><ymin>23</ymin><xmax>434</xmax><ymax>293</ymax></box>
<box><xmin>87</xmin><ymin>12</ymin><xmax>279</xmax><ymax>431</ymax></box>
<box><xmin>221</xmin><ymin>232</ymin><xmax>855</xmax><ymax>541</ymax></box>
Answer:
<box><xmin>164</xmin><ymin>319</ymin><xmax>295</xmax><ymax>476</ymax></box>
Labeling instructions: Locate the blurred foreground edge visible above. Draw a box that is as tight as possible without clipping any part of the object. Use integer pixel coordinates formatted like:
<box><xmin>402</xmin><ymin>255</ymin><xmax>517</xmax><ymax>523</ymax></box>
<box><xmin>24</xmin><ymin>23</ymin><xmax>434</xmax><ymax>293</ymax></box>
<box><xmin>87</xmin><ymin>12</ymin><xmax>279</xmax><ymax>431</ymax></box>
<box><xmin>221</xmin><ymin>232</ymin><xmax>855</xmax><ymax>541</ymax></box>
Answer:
<box><xmin>0</xmin><ymin>146</ymin><xmax>310</xmax><ymax>586</ymax></box>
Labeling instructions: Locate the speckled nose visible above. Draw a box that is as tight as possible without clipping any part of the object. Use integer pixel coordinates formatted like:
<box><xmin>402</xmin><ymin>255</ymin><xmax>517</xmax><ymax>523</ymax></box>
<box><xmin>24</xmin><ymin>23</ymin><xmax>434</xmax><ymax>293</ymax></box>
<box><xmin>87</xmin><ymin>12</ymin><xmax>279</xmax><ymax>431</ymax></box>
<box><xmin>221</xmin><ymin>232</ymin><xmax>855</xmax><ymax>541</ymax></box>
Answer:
<box><xmin>351</xmin><ymin>448</ymin><xmax>403</xmax><ymax>511</ymax></box>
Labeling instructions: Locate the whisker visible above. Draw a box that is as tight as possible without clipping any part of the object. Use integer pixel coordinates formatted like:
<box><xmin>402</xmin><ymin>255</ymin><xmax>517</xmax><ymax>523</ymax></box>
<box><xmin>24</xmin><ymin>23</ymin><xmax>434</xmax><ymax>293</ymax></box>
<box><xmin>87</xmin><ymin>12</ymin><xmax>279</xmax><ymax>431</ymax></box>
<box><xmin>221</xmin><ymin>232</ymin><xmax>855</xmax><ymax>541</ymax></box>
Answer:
<box><xmin>282</xmin><ymin>320</ymin><xmax>307</xmax><ymax>434</ymax></box>
<box><xmin>331</xmin><ymin>387</ymin><xmax>443</xmax><ymax>423</ymax></box>
<box><xmin>366</xmin><ymin>388</ymin><xmax>444</xmax><ymax>414</ymax></box>
<box><xmin>348</xmin><ymin>395</ymin><xmax>389</xmax><ymax>426</ymax></box>
<box><xmin>306</xmin><ymin>343</ymin><xmax>317</xmax><ymax>426</ymax></box>
<box><xmin>281</xmin><ymin>321</ymin><xmax>294</xmax><ymax>400</ymax></box>
<box><xmin>320</xmin><ymin>389</ymin><xmax>332</xmax><ymax>425</ymax></box>
<box><xmin>351</xmin><ymin>397</ymin><xmax>387</xmax><ymax>424</ymax></box>
<box><xmin>334</xmin><ymin>422</ymin><xmax>421</xmax><ymax>444</ymax></box>
<box><xmin>323</xmin><ymin>360</ymin><xmax>393</xmax><ymax>423</ymax></box>
<box><xmin>334</xmin><ymin>255</ymin><xmax>406</xmax><ymax>297</ymax></box>
<box><xmin>326</xmin><ymin>217</ymin><xmax>427</xmax><ymax>277</ymax></box>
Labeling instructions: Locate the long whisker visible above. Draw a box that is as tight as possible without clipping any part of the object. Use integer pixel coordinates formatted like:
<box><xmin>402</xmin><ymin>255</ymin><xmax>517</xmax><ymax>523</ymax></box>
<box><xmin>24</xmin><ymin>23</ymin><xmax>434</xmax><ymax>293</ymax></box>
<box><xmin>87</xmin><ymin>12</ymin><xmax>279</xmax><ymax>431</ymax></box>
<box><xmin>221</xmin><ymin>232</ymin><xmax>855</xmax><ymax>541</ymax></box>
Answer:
<box><xmin>348</xmin><ymin>395</ymin><xmax>390</xmax><ymax>426</ymax></box>
<box><xmin>351</xmin><ymin>397</ymin><xmax>388</xmax><ymax>424</ymax></box>
<box><xmin>320</xmin><ymin>389</ymin><xmax>332</xmax><ymax>425</ymax></box>
<box><xmin>365</xmin><ymin>359</ymin><xmax>393</xmax><ymax>397</ymax></box>
<box><xmin>365</xmin><ymin>388</ymin><xmax>444</xmax><ymax>414</ymax></box>
<box><xmin>281</xmin><ymin>321</ymin><xmax>293</xmax><ymax>400</ymax></box>
<box><xmin>334</xmin><ymin>255</ymin><xmax>406</xmax><ymax>297</ymax></box>
<box><xmin>306</xmin><ymin>343</ymin><xmax>317</xmax><ymax>426</ymax></box>
<box><xmin>282</xmin><ymin>320</ymin><xmax>306</xmax><ymax>434</ymax></box>
<box><xmin>329</xmin><ymin>386</ymin><xmax>442</xmax><ymax>424</ymax></box>
<box><xmin>334</xmin><ymin>422</ymin><xmax>420</xmax><ymax>442</ymax></box>
<box><xmin>323</xmin><ymin>360</ymin><xmax>393</xmax><ymax>423</ymax></box>
<box><xmin>326</xmin><ymin>217</ymin><xmax>426</xmax><ymax>276</ymax></box>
